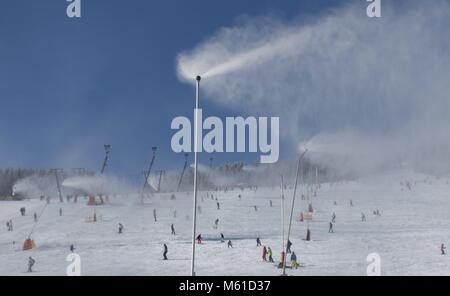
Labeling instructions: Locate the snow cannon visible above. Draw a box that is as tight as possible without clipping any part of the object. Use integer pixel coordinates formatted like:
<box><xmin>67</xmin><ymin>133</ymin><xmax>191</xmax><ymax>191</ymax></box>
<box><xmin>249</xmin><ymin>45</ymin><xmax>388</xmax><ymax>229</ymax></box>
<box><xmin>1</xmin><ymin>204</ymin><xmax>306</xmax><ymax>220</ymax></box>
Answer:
<box><xmin>87</xmin><ymin>196</ymin><xmax>103</xmax><ymax>206</ymax></box>
<box><xmin>23</xmin><ymin>238</ymin><xmax>36</xmax><ymax>251</ymax></box>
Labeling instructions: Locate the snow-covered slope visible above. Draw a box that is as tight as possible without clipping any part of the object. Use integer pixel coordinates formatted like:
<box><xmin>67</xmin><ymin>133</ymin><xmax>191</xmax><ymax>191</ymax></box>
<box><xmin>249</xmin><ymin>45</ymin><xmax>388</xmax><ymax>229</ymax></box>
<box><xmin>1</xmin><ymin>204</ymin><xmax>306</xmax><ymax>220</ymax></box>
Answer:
<box><xmin>1</xmin><ymin>170</ymin><xmax>450</xmax><ymax>276</ymax></box>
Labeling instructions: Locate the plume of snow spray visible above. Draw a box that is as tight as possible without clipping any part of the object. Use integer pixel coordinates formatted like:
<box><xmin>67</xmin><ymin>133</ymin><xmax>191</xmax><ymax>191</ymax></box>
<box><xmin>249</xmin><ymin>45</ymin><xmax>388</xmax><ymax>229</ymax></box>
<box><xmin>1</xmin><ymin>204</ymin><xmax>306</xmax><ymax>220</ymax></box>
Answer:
<box><xmin>177</xmin><ymin>0</ymin><xmax>450</xmax><ymax>175</ymax></box>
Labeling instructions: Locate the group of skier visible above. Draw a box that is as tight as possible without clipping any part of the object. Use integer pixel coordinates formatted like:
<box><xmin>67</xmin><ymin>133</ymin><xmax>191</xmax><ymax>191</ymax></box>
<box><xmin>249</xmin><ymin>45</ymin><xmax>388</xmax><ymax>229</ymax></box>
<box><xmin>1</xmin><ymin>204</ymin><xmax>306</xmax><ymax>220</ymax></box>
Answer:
<box><xmin>260</xmin><ymin>238</ymin><xmax>298</xmax><ymax>269</ymax></box>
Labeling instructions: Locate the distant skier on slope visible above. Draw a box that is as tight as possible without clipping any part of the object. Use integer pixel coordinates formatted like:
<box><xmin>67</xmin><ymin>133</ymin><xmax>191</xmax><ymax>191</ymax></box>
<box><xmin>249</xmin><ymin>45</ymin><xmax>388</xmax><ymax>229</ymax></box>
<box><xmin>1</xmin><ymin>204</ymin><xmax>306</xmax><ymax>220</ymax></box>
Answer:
<box><xmin>220</xmin><ymin>233</ymin><xmax>225</xmax><ymax>243</ymax></box>
<box><xmin>329</xmin><ymin>222</ymin><xmax>334</xmax><ymax>233</ymax></box>
<box><xmin>227</xmin><ymin>240</ymin><xmax>233</xmax><ymax>248</ymax></box>
<box><xmin>214</xmin><ymin>218</ymin><xmax>219</xmax><ymax>229</ymax></box>
<box><xmin>269</xmin><ymin>200</ymin><xmax>273</xmax><ymax>207</ymax></box>
<box><xmin>153</xmin><ymin>209</ymin><xmax>157</xmax><ymax>222</ymax></box>
<box><xmin>267</xmin><ymin>247</ymin><xmax>274</xmax><ymax>262</ymax></box>
<box><xmin>163</xmin><ymin>244</ymin><xmax>168</xmax><ymax>260</ymax></box>
<box><xmin>197</xmin><ymin>234</ymin><xmax>202</xmax><ymax>244</ymax></box>
<box><xmin>216</xmin><ymin>202</ymin><xmax>220</xmax><ymax>210</ymax></box>
<box><xmin>361</xmin><ymin>213</ymin><xmax>366</xmax><ymax>222</ymax></box>
<box><xmin>70</xmin><ymin>244</ymin><xmax>75</xmax><ymax>252</ymax></box>
<box><xmin>28</xmin><ymin>256</ymin><xmax>35</xmax><ymax>273</ymax></box>
<box><xmin>118</xmin><ymin>223</ymin><xmax>124</xmax><ymax>234</ymax></box>
<box><xmin>262</xmin><ymin>246</ymin><xmax>267</xmax><ymax>261</ymax></box>
<box><xmin>331</xmin><ymin>212</ymin><xmax>336</xmax><ymax>223</ymax></box>
<box><xmin>256</xmin><ymin>237</ymin><xmax>262</xmax><ymax>247</ymax></box>
<box><xmin>171</xmin><ymin>224</ymin><xmax>176</xmax><ymax>235</ymax></box>
<box><xmin>278</xmin><ymin>251</ymin><xmax>286</xmax><ymax>268</ymax></box>
<box><xmin>441</xmin><ymin>243</ymin><xmax>446</xmax><ymax>255</ymax></box>
<box><xmin>33</xmin><ymin>213</ymin><xmax>37</xmax><ymax>222</ymax></box>
<box><xmin>286</xmin><ymin>240</ymin><xmax>292</xmax><ymax>254</ymax></box>
<box><xmin>291</xmin><ymin>252</ymin><xmax>298</xmax><ymax>269</ymax></box>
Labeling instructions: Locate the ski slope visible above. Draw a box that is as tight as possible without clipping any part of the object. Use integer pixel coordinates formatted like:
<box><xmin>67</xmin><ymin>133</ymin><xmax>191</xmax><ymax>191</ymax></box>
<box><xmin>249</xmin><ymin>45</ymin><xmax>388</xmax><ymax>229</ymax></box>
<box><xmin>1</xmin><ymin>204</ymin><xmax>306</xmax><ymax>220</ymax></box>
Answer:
<box><xmin>1</xmin><ymin>170</ymin><xmax>450</xmax><ymax>276</ymax></box>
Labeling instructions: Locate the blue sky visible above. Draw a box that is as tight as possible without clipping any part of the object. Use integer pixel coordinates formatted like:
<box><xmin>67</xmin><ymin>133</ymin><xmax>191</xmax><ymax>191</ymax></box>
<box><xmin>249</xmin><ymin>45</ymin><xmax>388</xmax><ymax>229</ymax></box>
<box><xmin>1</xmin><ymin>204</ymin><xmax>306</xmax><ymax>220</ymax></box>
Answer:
<box><xmin>0</xmin><ymin>0</ymin><xmax>347</xmax><ymax>176</ymax></box>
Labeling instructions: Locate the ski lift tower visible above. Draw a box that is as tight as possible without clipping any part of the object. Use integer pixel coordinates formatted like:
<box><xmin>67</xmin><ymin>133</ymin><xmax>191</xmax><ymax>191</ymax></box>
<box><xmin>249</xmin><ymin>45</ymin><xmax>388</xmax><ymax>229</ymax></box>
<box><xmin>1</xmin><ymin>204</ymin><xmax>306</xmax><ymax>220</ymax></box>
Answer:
<box><xmin>156</xmin><ymin>170</ymin><xmax>165</xmax><ymax>192</ymax></box>
<box><xmin>140</xmin><ymin>146</ymin><xmax>157</xmax><ymax>203</ymax></box>
<box><xmin>50</xmin><ymin>168</ymin><xmax>64</xmax><ymax>203</ymax></box>
<box><xmin>177</xmin><ymin>153</ymin><xmax>189</xmax><ymax>192</ymax></box>
<box><xmin>98</xmin><ymin>144</ymin><xmax>111</xmax><ymax>204</ymax></box>
<box><xmin>101</xmin><ymin>144</ymin><xmax>111</xmax><ymax>174</ymax></box>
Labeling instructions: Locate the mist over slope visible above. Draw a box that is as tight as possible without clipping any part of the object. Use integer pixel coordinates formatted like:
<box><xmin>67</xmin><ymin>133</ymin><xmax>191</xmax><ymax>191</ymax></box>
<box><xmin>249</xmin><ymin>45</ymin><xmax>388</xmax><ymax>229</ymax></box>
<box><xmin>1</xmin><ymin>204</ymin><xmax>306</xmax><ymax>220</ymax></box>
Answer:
<box><xmin>177</xmin><ymin>0</ymin><xmax>450</xmax><ymax>175</ymax></box>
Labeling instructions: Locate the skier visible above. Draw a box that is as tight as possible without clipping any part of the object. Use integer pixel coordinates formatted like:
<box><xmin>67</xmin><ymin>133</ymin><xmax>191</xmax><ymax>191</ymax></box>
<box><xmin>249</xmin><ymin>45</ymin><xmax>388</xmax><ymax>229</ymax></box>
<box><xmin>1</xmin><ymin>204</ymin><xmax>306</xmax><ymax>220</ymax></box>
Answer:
<box><xmin>262</xmin><ymin>246</ymin><xmax>267</xmax><ymax>261</ymax></box>
<box><xmin>329</xmin><ymin>222</ymin><xmax>334</xmax><ymax>233</ymax></box>
<box><xmin>286</xmin><ymin>240</ymin><xmax>292</xmax><ymax>254</ymax></box>
<box><xmin>70</xmin><ymin>244</ymin><xmax>75</xmax><ymax>252</ymax></box>
<box><xmin>441</xmin><ymin>243</ymin><xmax>446</xmax><ymax>255</ymax></box>
<box><xmin>331</xmin><ymin>212</ymin><xmax>336</xmax><ymax>223</ymax></box>
<box><xmin>254</xmin><ymin>206</ymin><xmax>258</xmax><ymax>212</ymax></box>
<box><xmin>163</xmin><ymin>244</ymin><xmax>168</xmax><ymax>260</ymax></box>
<box><xmin>227</xmin><ymin>240</ymin><xmax>233</xmax><ymax>248</ymax></box>
<box><xmin>269</xmin><ymin>200</ymin><xmax>273</xmax><ymax>207</ymax></box>
<box><xmin>6</xmin><ymin>221</ymin><xmax>10</xmax><ymax>232</ymax></box>
<box><xmin>20</xmin><ymin>207</ymin><xmax>26</xmax><ymax>216</ymax></box>
<box><xmin>256</xmin><ymin>237</ymin><xmax>262</xmax><ymax>247</ymax></box>
<box><xmin>216</xmin><ymin>202</ymin><xmax>220</xmax><ymax>210</ymax></box>
<box><xmin>220</xmin><ymin>233</ymin><xmax>225</xmax><ymax>243</ymax></box>
<box><xmin>361</xmin><ymin>213</ymin><xmax>366</xmax><ymax>222</ymax></box>
<box><xmin>306</xmin><ymin>228</ymin><xmax>311</xmax><ymax>241</ymax></box>
<box><xmin>350</xmin><ymin>200</ymin><xmax>354</xmax><ymax>207</ymax></box>
<box><xmin>214</xmin><ymin>218</ymin><xmax>219</xmax><ymax>229</ymax></box>
<box><xmin>9</xmin><ymin>220</ymin><xmax>13</xmax><ymax>231</ymax></box>
<box><xmin>118</xmin><ymin>223</ymin><xmax>124</xmax><ymax>234</ymax></box>
<box><xmin>28</xmin><ymin>256</ymin><xmax>35</xmax><ymax>273</ymax></box>
<box><xmin>33</xmin><ymin>213</ymin><xmax>37</xmax><ymax>222</ymax></box>
<box><xmin>291</xmin><ymin>252</ymin><xmax>298</xmax><ymax>269</ymax></box>
<box><xmin>278</xmin><ymin>251</ymin><xmax>286</xmax><ymax>269</ymax></box>
<box><xmin>153</xmin><ymin>209</ymin><xmax>157</xmax><ymax>222</ymax></box>
<box><xmin>238</xmin><ymin>194</ymin><xmax>242</xmax><ymax>200</ymax></box>
<box><xmin>197</xmin><ymin>234</ymin><xmax>202</xmax><ymax>244</ymax></box>
<box><xmin>267</xmin><ymin>247</ymin><xmax>274</xmax><ymax>262</ymax></box>
<box><xmin>171</xmin><ymin>224</ymin><xmax>176</xmax><ymax>235</ymax></box>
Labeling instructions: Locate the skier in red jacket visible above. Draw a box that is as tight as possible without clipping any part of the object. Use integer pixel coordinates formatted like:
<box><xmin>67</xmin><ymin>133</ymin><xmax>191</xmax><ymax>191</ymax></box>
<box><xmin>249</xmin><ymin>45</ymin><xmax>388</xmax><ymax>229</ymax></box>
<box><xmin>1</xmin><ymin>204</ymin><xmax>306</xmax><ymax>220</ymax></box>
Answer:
<box><xmin>262</xmin><ymin>246</ymin><xmax>267</xmax><ymax>261</ymax></box>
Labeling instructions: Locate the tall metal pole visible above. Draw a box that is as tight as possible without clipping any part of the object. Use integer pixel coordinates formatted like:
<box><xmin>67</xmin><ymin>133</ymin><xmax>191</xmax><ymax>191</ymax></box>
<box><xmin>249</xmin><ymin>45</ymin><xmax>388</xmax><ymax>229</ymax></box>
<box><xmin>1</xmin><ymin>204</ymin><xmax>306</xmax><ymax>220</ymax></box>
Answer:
<box><xmin>282</xmin><ymin>149</ymin><xmax>308</xmax><ymax>276</ymax></box>
<box><xmin>191</xmin><ymin>75</ymin><xmax>201</xmax><ymax>276</ymax></box>
<box><xmin>51</xmin><ymin>169</ymin><xmax>64</xmax><ymax>203</ymax></box>
<box><xmin>141</xmin><ymin>146</ymin><xmax>157</xmax><ymax>203</ymax></box>
<box><xmin>101</xmin><ymin>145</ymin><xmax>111</xmax><ymax>174</ymax></box>
<box><xmin>99</xmin><ymin>144</ymin><xmax>111</xmax><ymax>204</ymax></box>
<box><xmin>281</xmin><ymin>175</ymin><xmax>285</xmax><ymax>256</ymax></box>
<box><xmin>177</xmin><ymin>153</ymin><xmax>189</xmax><ymax>192</ymax></box>
<box><xmin>157</xmin><ymin>170</ymin><xmax>164</xmax><ymax>192</ymax></box>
